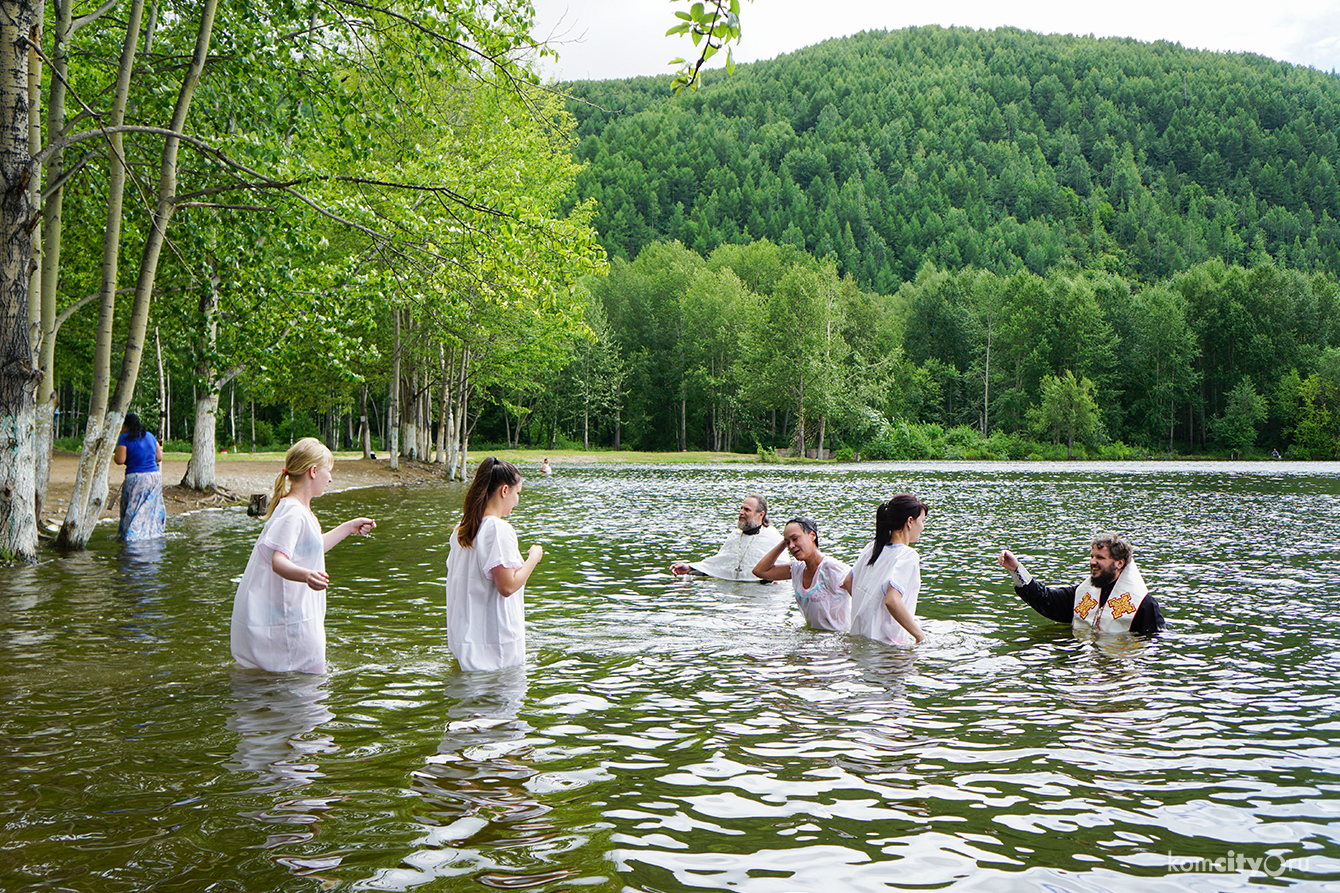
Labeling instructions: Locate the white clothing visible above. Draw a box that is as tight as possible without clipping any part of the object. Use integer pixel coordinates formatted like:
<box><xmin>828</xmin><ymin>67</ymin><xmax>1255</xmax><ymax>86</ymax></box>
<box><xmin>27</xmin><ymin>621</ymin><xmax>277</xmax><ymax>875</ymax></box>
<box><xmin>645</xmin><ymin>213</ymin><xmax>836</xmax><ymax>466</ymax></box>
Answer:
<box><xmin>231</xmin><ymin>499</ymin><xmax>328</xmax><ymax>674</ymax></box>
<box><xmin>789</xmin><ymin>556</ymin><xmax>852</xmax><ymax>632</ymax></box>
<box><xmin>1072</xmin><ymin>559</ymin><xmax>1149</xmax><ymax>633</ymax></box>
<box><xmin>848</xmin><ymin>541</ymin><xmax>921</xmax><ymax>646</ymax></box>
<box><xmin>445</xmin><ymin>515</ymin><xmax>527</xmax><ymax>671</ymax></box>
<box><xmin>689</xmin><ymin>526</ymin><xmax>786</xmax><ymax>581</ymax></box>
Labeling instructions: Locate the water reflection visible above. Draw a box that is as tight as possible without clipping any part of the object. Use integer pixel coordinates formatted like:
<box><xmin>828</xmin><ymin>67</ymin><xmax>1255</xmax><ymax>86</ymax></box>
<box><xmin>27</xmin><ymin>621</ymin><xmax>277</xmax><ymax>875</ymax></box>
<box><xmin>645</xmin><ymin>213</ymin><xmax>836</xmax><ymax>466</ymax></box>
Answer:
<box><xmin>361</xmin><ymin>667</ymin><xmax>582</xmax><ymax>891</ymax></box>
<box><xmin>116</xmin><ymin>536</ymin><xmax>167</xmax><ymax>576</ymax></box>
<box><xmin>227</xmin><ymin>669</ymin><xmax>337</xmax><ymax>792</ymax></box>
<box><xmin>226</xmin><ymin>669</ymin><xmax>344</xmax><ymax>880</ymax></box>
<box><xmin>5</xmin><ymin>463</ymin><xmax>1340</xmax><ymax>891</ymax></box>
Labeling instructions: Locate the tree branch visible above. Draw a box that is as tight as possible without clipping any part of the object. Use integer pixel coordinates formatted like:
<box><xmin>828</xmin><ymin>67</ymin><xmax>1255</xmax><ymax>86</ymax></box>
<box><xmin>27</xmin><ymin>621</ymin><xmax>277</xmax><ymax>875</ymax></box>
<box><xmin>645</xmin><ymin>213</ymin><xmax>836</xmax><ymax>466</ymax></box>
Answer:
<box><xmin>70</xmin><ymin>0</ymin><xmax>119</xmax><ymax>34</ymax></box>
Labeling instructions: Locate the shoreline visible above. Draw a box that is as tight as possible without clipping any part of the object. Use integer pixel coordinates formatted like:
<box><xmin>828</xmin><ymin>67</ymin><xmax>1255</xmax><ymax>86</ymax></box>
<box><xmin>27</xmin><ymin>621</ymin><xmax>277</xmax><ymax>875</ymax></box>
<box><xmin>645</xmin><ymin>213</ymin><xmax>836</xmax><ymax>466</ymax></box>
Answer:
<box><xmin>40</xmin><ymin>447</ymin><xmax>1313</xmax><ymax>527</ymax></box>
<box><xmin>41</xmin><ymin>449</ymin><xmax>755</xmax><ymax>523</ymax></box>
<box><xmin>42</xmin><ymin>452</ymin><xmax>462</xmax><ymax>524</ymax></box>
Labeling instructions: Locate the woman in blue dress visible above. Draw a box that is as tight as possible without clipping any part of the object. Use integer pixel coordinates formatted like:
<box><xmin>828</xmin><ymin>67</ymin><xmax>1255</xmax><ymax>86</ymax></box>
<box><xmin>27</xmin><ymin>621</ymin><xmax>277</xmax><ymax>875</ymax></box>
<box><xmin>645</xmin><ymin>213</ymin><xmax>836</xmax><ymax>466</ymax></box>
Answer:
<box><xmin>113</xmin><ymin>412</ymin><xmax>166</xmax><ymax>540</ymax></box>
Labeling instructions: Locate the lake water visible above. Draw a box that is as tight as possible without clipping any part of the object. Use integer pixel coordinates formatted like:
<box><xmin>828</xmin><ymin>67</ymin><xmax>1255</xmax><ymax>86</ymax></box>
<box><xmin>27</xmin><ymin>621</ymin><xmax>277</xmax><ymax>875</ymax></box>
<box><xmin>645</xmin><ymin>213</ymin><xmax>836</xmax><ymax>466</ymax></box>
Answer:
<box><xmin>3</xmin><ymin>461</ymin><xmax>1340</xmax><ymax>892</ymax></box>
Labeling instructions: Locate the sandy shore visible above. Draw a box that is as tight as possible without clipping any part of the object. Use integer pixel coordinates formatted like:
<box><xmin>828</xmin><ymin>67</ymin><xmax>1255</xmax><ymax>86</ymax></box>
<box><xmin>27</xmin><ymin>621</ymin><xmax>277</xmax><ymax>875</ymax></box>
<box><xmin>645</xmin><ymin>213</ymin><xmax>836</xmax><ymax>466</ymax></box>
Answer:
<box><xmin>43</xmin><ymin>451</ymin><xmax>458</xmax><ymax>523</ymax></box>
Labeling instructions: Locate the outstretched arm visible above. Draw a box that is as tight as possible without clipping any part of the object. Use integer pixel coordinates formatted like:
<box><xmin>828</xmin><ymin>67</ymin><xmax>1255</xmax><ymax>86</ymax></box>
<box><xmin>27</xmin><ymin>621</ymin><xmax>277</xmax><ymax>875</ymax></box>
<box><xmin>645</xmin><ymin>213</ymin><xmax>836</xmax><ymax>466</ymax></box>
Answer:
<box><xmin>323</xmin><ymin>517</ymin><xmax>376</xmax><ymax>552</ymax></box>
<box><xmin>999</xmin><ymin>549</ymin><xmax>1077</xmax><ymax>624</ymax></box>
<box><xmin>752</xmin><ymin>539</ymin><xmax>792</xmax><ymax>581</ymax></box>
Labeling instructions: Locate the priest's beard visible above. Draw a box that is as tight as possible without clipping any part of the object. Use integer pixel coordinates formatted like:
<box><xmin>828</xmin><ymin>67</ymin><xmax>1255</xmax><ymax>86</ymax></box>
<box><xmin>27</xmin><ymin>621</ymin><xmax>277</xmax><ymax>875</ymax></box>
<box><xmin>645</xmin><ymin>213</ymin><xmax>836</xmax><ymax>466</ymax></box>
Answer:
<box><xmin>1093</xmin><ymin>565</ymin><xmax>1121</xmax><ymax>588</ymax></box>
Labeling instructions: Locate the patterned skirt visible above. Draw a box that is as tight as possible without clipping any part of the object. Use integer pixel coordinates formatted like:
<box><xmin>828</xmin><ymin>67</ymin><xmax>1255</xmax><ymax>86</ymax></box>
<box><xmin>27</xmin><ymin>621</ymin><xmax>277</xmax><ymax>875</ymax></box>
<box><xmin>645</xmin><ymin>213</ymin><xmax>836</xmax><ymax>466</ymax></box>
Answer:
<box><xmin>119</xmin><ymin>470</ymin><xmax>167</xmax><ymax>541</ymax></box>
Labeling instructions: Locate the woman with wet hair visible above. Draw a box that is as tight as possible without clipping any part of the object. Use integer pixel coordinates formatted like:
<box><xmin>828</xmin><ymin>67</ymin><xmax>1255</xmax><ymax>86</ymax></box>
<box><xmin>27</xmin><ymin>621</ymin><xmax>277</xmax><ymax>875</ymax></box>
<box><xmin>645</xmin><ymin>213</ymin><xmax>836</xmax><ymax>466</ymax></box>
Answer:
<box><xmin>445</xmin><ymin>457</ymin><xmax>544</xmax><ymax>671</ymax></box>
<box><xmin>753</xmin><ymin>516</ymin><xmax>852</xmax><ymax>632</ymax></box>
<box><xmin>845</xmin><ymin>494</ymin><xmax>929</xmax><ymax>645</ymax></box>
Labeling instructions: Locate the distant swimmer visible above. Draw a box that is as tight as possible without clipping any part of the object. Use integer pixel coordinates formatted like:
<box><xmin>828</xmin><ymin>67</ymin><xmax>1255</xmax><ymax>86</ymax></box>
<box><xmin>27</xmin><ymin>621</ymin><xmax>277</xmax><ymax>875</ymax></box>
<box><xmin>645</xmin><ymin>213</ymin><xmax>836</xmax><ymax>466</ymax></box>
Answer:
<box><xmin>998</xmin><ymin>533</ymin><xmax>1165</xmax><ymax>635</ymax></box>
<box><xmin>752</xmin><ymin>516</ymin><xmax>852</xmax><ymax>632</ymax></box>
<box><xmin>540</xmin><ymin>457</ymin><xmax>552</xmax><ymax>475</ymax></box>
<box><xmin>670</xmin><ymin>494</ymin><xmax>786</xmax><ymax>581</ymax></box>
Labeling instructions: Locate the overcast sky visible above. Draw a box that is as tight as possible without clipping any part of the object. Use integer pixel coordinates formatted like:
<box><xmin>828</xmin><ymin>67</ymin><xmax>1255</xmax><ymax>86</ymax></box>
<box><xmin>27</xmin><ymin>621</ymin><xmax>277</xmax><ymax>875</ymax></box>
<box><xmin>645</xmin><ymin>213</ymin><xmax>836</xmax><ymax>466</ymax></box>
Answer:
<box><xmin>528</xmin><ymin>0</ymin><xmax>1340</xmax><ymax>82</ymax></box>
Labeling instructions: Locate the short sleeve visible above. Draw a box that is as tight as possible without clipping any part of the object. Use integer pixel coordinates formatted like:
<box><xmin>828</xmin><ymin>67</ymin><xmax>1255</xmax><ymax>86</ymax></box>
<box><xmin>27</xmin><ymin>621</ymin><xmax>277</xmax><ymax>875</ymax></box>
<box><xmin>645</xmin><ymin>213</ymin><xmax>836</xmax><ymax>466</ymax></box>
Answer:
<box><xmin>884</xmin><ymin>549</ymin><xmax>919</xmax><ymax>596</ymax></box>
<box><xmin>823</xmin><ymin>558</ymin><xmax>852</xmax><ymax>592</ymax></box>
<box><xmin>259</xmin><ymin>502</ymin><xmax>307</xmax><ymax>560</ymax></box>
<box><xmin>475</xmin><ymin>517</ymin><xmax>525</xmax><ymax>580</ymax></box>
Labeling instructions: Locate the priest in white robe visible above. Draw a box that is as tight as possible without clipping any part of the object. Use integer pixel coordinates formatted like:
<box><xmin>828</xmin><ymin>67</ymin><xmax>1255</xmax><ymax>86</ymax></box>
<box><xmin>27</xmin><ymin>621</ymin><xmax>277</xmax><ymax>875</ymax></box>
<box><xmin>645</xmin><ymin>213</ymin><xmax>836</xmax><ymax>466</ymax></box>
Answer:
<box><xmin>998</xmin><ymin>532</ymin><xmax>1165</xmax><ymax>635</ymax></box>
<box><xmin>670</xmin><ymin>494</ymin><xmax>787</xmax><ymax>582</ymax></box>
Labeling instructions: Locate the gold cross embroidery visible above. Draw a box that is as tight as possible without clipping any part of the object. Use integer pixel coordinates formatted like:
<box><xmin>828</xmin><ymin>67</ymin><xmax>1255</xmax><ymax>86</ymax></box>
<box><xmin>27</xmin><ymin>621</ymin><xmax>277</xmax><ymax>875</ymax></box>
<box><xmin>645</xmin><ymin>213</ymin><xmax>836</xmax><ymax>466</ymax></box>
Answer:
<box><xmin>1076</xmin><ymin>593</ymin><xmax>1098</xmax><ymax>618</ymax></box>
<box><xmin>1109</xmin><ymin>592</ymin><xmax>1137</xmax><ymax>618</ymax></box>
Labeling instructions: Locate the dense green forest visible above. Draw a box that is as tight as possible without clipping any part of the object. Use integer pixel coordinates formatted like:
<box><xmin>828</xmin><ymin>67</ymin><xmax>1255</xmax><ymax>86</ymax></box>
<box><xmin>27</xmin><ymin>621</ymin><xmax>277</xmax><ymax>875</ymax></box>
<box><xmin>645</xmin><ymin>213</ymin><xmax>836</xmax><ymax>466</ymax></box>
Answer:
<box><xmin>565</xmin><ymin>26</ymin><xmax>1340</xmax><ymax>289</ymax></box>
<box><xmin>57</xmin><ymin>26</ymin><xmax>1340</xmax><ymax>465</ymax></box>
<box><xmin>511</xmin><ymin>26</ymin><xmax>1340</xmax><ymax>458</ymax></box>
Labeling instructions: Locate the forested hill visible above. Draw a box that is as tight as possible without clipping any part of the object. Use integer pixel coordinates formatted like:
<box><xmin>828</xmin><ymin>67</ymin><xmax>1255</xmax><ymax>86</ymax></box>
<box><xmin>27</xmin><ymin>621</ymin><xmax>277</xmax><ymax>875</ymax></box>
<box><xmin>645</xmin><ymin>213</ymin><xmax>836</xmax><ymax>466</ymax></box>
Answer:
<box><xmin>562</xmin><ymin>26</ymin><xmax>1340</xmax><ymax>291</ymax></box>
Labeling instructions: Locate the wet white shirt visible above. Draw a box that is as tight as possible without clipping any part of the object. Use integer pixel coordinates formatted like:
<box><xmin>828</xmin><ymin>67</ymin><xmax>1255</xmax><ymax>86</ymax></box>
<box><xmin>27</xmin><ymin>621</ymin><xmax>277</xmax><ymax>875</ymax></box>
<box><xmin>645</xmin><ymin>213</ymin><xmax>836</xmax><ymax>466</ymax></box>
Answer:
<box><xmin>848</xmin><ymin>541</ymin><xmax>921</xmax><ymax>646</ymax></box>
<box><xmin>445</xmin><ymin>516</ymin><xmax>527</xmax><ymax>672</ymax></box>
<box><xmin>789</xmin><ymin>556</ymin><xmax>852</xmax><ymax>632</ymax></box>
<box><xmin>231</xmin><ymin>498</ymin><xmax>328</xmax><ymax>674</ymax></box>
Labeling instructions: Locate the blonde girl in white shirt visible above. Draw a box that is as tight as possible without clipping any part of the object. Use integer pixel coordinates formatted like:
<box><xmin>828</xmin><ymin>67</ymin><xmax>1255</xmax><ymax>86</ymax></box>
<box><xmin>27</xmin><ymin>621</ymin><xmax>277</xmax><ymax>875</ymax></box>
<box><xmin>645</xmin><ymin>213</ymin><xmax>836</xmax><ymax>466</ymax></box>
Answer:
<box><xmin>231</xmin><ymin>438</ymin><xmax>376</xmax><ymax>673</ymax></box>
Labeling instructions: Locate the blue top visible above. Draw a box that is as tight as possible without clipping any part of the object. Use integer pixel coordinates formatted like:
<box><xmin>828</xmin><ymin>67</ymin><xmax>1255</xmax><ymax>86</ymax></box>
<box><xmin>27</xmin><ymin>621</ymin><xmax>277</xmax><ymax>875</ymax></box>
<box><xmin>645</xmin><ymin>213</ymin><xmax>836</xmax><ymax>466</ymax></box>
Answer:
<box><xmin>118</xmin><ymin>431</ymin><xmax>159</xmax><ymax>474</ymax></box>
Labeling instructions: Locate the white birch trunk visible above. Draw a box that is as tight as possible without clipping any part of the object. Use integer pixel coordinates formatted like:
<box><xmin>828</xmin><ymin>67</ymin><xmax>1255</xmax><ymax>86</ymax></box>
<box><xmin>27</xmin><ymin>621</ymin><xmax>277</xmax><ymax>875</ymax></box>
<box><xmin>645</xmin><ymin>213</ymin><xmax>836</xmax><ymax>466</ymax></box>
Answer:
<box><xmin>33</xmin><ymin>402</ymin><xmax>52</xmax><ymax>519</ymax></box>
<box><xmin>27</xmin><ymin>0</ymin><xmax>47</xmax><ymax>521</ymax></box>
<box><xmin>434</xmin><ymin>344</ymin><xmax>447</xmax><ymax>464</ymax></box>
<box><xmin>181</xmin><ymin>392</ymin><xmax>218</xmax><ymax>489</ymax></box>
<box><xmin>403</xmin><ymin>363</ymin><xmax>418</xmax><ymax>460</ymax></box>
<box><xmin>453</xmin><ymin>352</ymin><xmax>471</xmax><ymax>480</ymax></box>
<box><xmin>417</xmin><ymin>372</ymin><xmax>429</xmax><ymax>460</ymax></box>
<box><xmin>181</xmin><ymin>272</ymin><xmax>221</xmax><ymax>491</ymax></box>
<box><xmin>0</xmin><ymin>0</ymin><xmax>40</xmax><ymax>560</ymax></box>
<box><xmin>359</xmin><ymin>384</ymin><xmax>371</xmax><ymax>459</ymax></box>
<box><xmin>795</xmin><ymin>375</ymin><xmax>806</xmax><ymax>457</ymax></box>
<box><xmin>445</xmin><ymin>347</ymin><xmax>461</xmax><ymax>475</ymax></box>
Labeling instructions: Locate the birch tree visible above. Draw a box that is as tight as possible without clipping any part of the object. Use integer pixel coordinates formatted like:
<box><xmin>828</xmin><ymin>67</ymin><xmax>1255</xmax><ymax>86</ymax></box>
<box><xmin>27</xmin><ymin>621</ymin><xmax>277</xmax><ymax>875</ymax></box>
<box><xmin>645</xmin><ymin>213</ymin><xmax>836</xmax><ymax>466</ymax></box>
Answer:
<box><xmin>0</xmin><ymin>0</ymin><xmax>41</xmax><ymax>560</ymax></box>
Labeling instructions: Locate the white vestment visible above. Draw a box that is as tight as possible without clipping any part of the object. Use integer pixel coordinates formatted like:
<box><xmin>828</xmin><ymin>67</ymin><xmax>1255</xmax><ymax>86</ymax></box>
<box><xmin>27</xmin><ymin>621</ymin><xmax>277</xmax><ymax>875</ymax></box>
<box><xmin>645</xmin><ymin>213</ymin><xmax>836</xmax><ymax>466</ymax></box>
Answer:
<box><xmin>445</xmin><ymin>515</ymin><xmax>527</xmax><ymax>671</ymax></box>
<box><xmin>1072</xmin><ymin>559</ymin><xmax>1149</xmax><ymax>633</ymax></box>
<box><xmin>689</xmin><ymin>526</ymin><xmax>785</xmax><ymax>581</ymax></box>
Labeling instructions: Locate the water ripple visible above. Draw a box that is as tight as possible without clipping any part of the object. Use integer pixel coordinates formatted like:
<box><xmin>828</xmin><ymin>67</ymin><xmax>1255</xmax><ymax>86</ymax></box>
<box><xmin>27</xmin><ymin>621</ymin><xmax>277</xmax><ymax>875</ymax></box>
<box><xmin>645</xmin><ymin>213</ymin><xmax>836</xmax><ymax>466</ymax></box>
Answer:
<box><xmin>3</xmin><ymin>463</ymin><xmax>1340</xmax><ymax>891</ymax></box>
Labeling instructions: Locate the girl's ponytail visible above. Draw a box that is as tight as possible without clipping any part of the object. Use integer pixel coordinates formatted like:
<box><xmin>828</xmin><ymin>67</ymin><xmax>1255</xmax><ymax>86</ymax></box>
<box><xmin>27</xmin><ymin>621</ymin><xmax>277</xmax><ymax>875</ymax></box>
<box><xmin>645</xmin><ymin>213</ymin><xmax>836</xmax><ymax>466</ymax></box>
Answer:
<box><xmin>265</xmin><ymin>437</ymin><xmax>334</xmax><ymax>519</ymax></box>
<box><xmin>867</xmin><ymin>493</ymin><xmax>930</xmax><ymax>564</ymax></box>
<box><xmin>869</xmin><ymin>501</ymin><xmax>896</xmax><ymax>565</ymax></box>
<box><xmin>456</xmin><ymin>457</ymin><xmax>522</xmax><ymax>547</ymax></box>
